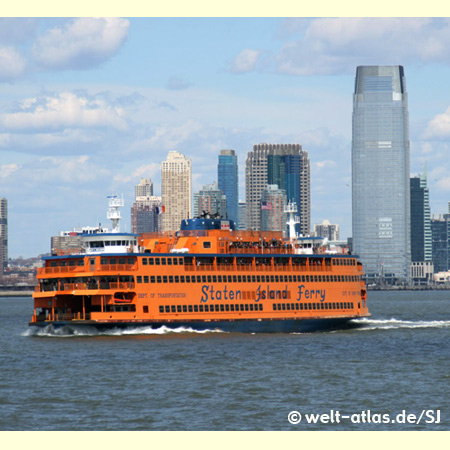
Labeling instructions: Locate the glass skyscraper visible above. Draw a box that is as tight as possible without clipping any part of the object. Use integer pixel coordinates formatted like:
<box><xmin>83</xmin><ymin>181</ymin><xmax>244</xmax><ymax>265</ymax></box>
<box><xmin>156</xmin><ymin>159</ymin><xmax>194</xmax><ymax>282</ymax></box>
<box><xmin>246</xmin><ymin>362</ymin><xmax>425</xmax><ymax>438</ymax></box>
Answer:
<box><xmin>218</xmin><ymin>149</ymin><xmax>238</xmax><ymax>224</ymax></box>
<box><xmin>352</xmin><ymin>66</ymin><xmax>411</xmax><ymax>282</ymax></box>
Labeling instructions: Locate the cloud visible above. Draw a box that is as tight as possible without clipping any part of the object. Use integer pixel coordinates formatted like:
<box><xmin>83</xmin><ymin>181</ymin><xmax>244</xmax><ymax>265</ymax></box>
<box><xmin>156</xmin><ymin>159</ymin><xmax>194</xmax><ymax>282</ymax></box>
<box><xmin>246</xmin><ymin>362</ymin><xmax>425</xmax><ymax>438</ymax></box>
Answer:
<box><xmin>166</xmin><ymin>76</ymin><xmax>191</xmax><ymax>90</ymax></box>
<box><xmin>233</xmin><ymin>18</ymin><xmax>450</xmax><ymax>76</ymax></box>
<box><xmin>230</xmin><ymin>49</ymin><xmax>265</xmax><ymax>73</ymax></box>
<box><xmin>0</xmin><ymin>18</ymin><xmax>37</xmax><ymax>44</ymax></box>
<box><xmin>0</xmin><ymin>163</ymin><xmax>20</xmax><ymax>178</ymax></box>
<box><xmin>0</xmin><ymin>91</ymin><xmax>127</xmax><ymax>132</ymax></box>
<box><xmin>32</xmin><ymin>17</ymin><xmax>129</xmax><ymax>70</ymax></box>
<box><xmin>113</xmin><ymin>163</ymin><xmax>160</xmax><ymax>184</ymax></box>
<box><xmin>423</xmin><ymin>106</ymin><xmax>450</xmax><ymax>140</ymax></box>
<box><xmin>0</xmin><ymin>46</ymin><xmax>26</xmax><ymax>81</ymax></box>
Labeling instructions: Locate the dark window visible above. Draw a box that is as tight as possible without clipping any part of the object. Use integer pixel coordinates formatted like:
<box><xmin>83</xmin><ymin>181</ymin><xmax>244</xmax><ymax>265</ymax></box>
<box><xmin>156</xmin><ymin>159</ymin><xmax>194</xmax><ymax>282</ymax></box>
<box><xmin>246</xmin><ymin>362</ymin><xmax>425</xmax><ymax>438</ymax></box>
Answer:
<box><xmin>144</xmin><ymin>276</ymin><xmax>149</xmax><ymax>283</ymax></box>
<box><xmin>225</xmin><ymin>304</ymin><xmax>230</xmax><ymax>311</ymax></box>
<box><xmin>177</xmin><ymin>305</ymin><xmax>181</xmax><ymax>313</ymax></box>
<box><xmin>161</xmin><ymin>258</ymin><xmax>166</xmax><ymax>265</ymax></box>
<box><xmin>230</xmin><ymin>304</ymin><xmax>235</xmax><ymax>311</ymax></box>
<box><xmin>165</xmin><ymin>306</ymin><xmax>170</xmax><ymax>313</ymax></box>
<box><xmin>143</xmin><ymin>305</ymin><xmax>149</xmax><ymax>313</ymax></box>
<box><xmin>137</xmin><ymin>276</ymin><xmax>142</xmax><ymax>283</ymax></box>
<box><xmin>167</xmin><ymin>258</ymin><xmax>172</xmax><ymax>265</ymax></box>
<box><xmin>183</xmin><ymin>305</ymin><xmax>187</xmax><ymax>313</ymax></box>
<box><xmin>194</xmin><ymin>305</ymin><xmax>199</xmax><ymax>312</ymax></box>
<box><xmin>188</xmin><ymin>305</ymin><xmax>193</xmax><ymax>312</ymax></box>
<box><xmin>171</xmin><ymin>305</ymin><xmax>176</xmax><ymax>313</ymax></box>
<box><xmin>163</xmin><ymin>276</ymin><xmax>168</xmax><ymax>283</ymax></box>
<box><xmin>142</xmin><ymin>258</ymin><xmax>148</xmax><ymax>265</ymax></box>
<box><xmin>149</xmin><ymin>258</ymin><xmax>154</xmax><ymax>265</ymax></box>
<box><xmin>158</xmin><ymin>306</ymin><xmax>163</xmax><ymax>313</ymax></box>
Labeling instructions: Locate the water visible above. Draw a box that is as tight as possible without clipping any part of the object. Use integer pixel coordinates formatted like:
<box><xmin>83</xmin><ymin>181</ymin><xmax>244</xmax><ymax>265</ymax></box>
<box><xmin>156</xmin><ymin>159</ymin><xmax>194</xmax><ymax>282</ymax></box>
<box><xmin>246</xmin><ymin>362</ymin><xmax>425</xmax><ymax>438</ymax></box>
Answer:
<box><xmin>0</xmin><ymin>291</ymin><xmax>449</xmax><ymax>431</ymax></box>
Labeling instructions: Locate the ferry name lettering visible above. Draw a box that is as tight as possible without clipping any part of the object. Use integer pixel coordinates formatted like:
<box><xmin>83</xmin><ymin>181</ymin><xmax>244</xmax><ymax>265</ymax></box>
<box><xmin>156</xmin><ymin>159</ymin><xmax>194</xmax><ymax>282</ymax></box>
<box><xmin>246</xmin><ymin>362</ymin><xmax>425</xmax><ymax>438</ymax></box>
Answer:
<box><xmin>297</xmin><ymin>284</ymin><xmax>326</xmax><ymax>302</ymax></box>
<box><xmin>201</xmin><ymin>285</ymin><xmax>241</xmax><ymax>302</ymax></box>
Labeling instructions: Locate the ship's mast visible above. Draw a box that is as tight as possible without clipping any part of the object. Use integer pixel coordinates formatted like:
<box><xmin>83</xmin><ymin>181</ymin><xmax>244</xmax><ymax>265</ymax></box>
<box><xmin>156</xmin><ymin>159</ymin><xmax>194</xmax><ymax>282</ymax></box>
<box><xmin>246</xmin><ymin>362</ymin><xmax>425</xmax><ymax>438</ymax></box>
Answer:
<box><xmin>285</xmin><ymin>201</ymin><xmax>300</xmax><ymax>239</ymax></box>
<box><xmin>107</xmin><ymin>194</ymin><xmax>124</xmax><ymax>233</ymax></box>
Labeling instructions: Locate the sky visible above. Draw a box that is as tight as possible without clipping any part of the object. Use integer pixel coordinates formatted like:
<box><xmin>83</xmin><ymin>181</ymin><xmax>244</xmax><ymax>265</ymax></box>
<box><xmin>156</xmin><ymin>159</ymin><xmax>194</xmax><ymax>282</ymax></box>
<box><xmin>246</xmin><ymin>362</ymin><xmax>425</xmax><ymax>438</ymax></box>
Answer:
<box><xmin>3</xmin><ymin>16</ymin><xmax>450</xmax><ymax>258</ymax></box>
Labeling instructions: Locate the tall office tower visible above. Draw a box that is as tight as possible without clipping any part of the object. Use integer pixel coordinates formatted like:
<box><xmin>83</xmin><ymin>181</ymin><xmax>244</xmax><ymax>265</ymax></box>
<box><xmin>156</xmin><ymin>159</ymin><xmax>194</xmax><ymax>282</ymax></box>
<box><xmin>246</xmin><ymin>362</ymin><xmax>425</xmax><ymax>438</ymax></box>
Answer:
<box><xmin>352</xmin><ymin>66</ymin><xmax>411</xmax><ymax>282</ymax></box>
<box><xmin>410</xmin><ymin>171</ymin><xmax>432</xmax><ymax>262</ymax></box>
<box><xmin>161</xmin><ymin>151</ymin><xmax>192</xmax><ymax>232</ymax></box>
<box><xmin>431</xmin><ymin>215</ymin><xmax>450</xmax><ymax>273</ymax></box>
<box><xmin>135</xmin><ymin>178</ymin><xmax>153</xmax><ymax>198</ymax></box>
<box><xmin>193</xmin><ymin>182</ymin><xmax>227</xmax><ymax>219</ymax></box>
<box><xmin>131</xmin><ymin>196</ymin><xmax>162</xmax><ymax>234</ymax></box>
<box><xmin>246</xmin><ymin>143</ymin><xmax>310</xmax><ymax>234</ymax></box>
<box><xmin>314</xmin><ymin>219</ymin><xmax>340</xmax><ymax>241</ymax></box>
<box><xmin>260</xmin><ymin>185</ymin><xmax>287</xmax><ymax>233</ymax></box>
<box><xmin>238</xmin><ymin>200</ymin><xmax>247</xmax><ymax>230</ymax></box>
<box><xmin>218</xmin><ymin>149</ymin><xmax>238</xmax><ymax>223</ymax></box>
<box><xmin>0</xmin><ymin>198</ymin><xmax>7</xmax><ymax>271</ymax></box>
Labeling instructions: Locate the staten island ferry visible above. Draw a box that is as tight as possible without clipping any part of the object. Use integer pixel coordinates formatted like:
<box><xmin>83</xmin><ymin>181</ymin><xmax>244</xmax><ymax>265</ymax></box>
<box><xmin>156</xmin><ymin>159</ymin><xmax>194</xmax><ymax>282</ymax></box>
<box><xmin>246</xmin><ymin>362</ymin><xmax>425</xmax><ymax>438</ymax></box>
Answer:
<box><xmin>30</xmin><ymin>199</ymin><xmax>370</xmax><ymax>333</ymax></box>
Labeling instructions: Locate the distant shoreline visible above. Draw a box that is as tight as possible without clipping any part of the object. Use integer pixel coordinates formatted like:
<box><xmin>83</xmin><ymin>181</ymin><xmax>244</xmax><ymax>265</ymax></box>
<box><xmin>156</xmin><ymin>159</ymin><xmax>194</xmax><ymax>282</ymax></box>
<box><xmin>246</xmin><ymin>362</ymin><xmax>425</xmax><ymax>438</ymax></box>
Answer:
<box><xmin>0</xmin><ymin>291</ymin><xmax>33</xmax><ymax>297</ymax></box>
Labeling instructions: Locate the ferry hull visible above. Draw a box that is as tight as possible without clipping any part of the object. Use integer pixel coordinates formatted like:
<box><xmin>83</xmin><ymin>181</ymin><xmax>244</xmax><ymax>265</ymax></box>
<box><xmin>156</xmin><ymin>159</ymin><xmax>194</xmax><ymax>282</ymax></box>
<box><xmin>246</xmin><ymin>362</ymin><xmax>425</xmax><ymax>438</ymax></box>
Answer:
<box><xmin>28</xmin><ymin>316</ymin><xmax>366</xmax><ymax>333</ymax></box>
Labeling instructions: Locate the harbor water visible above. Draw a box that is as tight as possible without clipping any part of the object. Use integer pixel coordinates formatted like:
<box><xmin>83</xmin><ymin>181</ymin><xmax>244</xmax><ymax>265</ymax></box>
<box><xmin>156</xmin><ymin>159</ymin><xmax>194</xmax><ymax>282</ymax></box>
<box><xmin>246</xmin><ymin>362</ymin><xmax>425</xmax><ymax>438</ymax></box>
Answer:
<box><xmin>0</xmin><ymin>290</ymin><xmax>448</xmax><ymax>431</ymax></box>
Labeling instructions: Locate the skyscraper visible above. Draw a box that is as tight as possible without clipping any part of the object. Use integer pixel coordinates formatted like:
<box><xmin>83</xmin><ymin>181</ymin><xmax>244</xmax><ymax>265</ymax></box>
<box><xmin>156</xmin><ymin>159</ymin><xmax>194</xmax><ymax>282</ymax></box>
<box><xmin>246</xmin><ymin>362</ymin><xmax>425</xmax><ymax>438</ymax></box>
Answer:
<box><xmin>161</xmin><ymin>151</ymin><xmax>192</xmax><ymax>232</ymax></box>
<box><xmin>135</xmin><ymin>178</ymin><xmax>153</xmax><ymax>198</ymax></box>
<box><xmin>352</xmin><ymin>66</ymin><xmax>411</xmax><ymax>282</ymax></box>
<box><xmin>260</xmin><ymin>185</ymin><xmax>287</xmax><ymax>233</ymax></box>
<box><xmin>193</xmin><ymin>181</ymin><xmax>227</xmax><ymax>219</ymax></box>
<box><xmin>410</xmin><ymin>171</ymin><xmax>432</xmax><ymax>263</ymax></box>
<box><xmin>218</xmin><ymin>149</ymin><xmax>238</xmax><ymax>223</ymax></box>
<box><xmin>246</xmin><ymin>143</ymin><xmax>310</xmax><ymax>234</ymax></box>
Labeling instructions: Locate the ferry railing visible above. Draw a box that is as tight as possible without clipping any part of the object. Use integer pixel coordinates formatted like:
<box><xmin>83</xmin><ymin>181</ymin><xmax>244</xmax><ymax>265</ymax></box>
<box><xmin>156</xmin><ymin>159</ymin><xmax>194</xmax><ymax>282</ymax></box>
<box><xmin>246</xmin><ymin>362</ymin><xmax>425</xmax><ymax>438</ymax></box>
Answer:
<box><xmin>109</xmin><ymin>282</ymin><xmax>135</xmax><ymax>290</ymax></box>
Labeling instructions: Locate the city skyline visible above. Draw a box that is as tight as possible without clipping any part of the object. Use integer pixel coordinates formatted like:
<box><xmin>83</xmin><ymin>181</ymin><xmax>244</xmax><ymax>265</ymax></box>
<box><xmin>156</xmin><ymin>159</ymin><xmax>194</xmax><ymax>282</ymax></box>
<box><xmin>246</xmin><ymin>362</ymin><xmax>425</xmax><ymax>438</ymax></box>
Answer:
<box><xmin>3</xmin><ymin>18</ymin><xmax>450</xmax><ymax>257</ymax></box>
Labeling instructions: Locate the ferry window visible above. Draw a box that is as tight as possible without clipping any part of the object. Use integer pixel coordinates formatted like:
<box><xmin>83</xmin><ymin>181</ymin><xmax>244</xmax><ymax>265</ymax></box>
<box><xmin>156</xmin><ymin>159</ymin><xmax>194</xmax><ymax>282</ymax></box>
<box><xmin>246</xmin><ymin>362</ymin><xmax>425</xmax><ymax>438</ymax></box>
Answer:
<box><xmin>203</xmin><ymin>241</ymin><xmax>211</xmax><ymax>249</ymax></box>
<box><xmin>178</xmin><ymin>258</ymin><xmax>184</xmax><ymax>265</ymax></box>
<box><xmin>167</xmin><ymin>258</ymin><xmax>172</xmax><ymax>265</ymax></box>
<box><xmin>118</xmin><ymin>258</ymin><xmax>126</xmax><ymax>265</ymax></box>
<box><xmin>250</xmin><ymin>304</ymin><xmax>254</xmax><ymax>311</ymax></box>
<box><xmin>151</xmin><ymin>276</ymin><xmax>155</xmax><ymax>283</ymax></box>
<box><xmin>144</xmin><ymin>276</ymin><xmax>149</xmax><ymax>283</ymax></box>
<box><xmin>183</xmin><ymin>305</ymin><xmax>187</xmax><ymax>313</ymax></box>
<box><xmin>171</xmin><ymin>305</ymin><xmax>176</xmax><ymax>313</ymax></box>
<box><xmin>163</xmin><ymin>276</ymin><xmax>168</xmax><ymax>283</ymax></box>
<box><xmin>230</xmin><ymin>304</ymin><xmax>235</xmax><ymax>311</ymax></box>
<box><xmin>188</xmin><ymin>305</ymin><xmax>193</xmax><ymax>312</ymax></box>
<box><xmin>68</xmin><ymin>260</ymin><xmax>76</xmax><ymax>266</ymax></box>
<box><xmin>215</xmin><ymin>305</ymin><xmax>220</xmax><ymax>312</ymax></box>
<box><xmin>207</xmin><ymin>276</ymin><xmax>212</xmax><ymax>283</ymax></box>
<box><xmin>295</xmin><ymin>303</ymin><xmax>299</xmax><ymax>310</ymax></box>
<box><xmin>169</xmin><ymin>276</ymin><xmax>174</xmax><ymax>283</ymax></box>
<box><xmin>237</xmin><ymin>276</ymin><xmax>242</xmax><ymax>283</ymax></box>
<box><xmin>180</xmin><ymin>276</ymin><xmax>185</xmax><ymax>283</ymax></box>
<box><xmin>175</xmin><ymin>276</ymin><xmax>179</xmax><ymax>283</ymax></box>
<box><xmin>149</xmin><ymin>258</ymin><xmax>154</xmax><ymax>265</ymax></box>
<box><xmin>197</xmin><ymin>276</ymin><xmax>201</xmax><ymax>283</ymax></box>
<box><xmin>314</xmin><ymin>275</ymin><xmax>318</xmax><ymax>282</ymax></box>
<box><xmin>259</xmin><ymin>304</ymin><xmax>263</xmax><ymax>311</ymax></box>
<box><xmin>157</xmin><ymin>276</ymin><xmax>162</xmax><ymax>283</ymax></box>
<box><xmin>77</xmin><ymin>260</ymin><xmax>84</xmax><ymax>266</ymax></box>
<box><xmin>202</xmin><ymin>276</ymin><xmax>206</xmax><ymax>283</ymax></box>
<box><xmin>213</xmin><ymin>275</ymin><xmax>217</xmax><ymax>283</ymax></box>
<box><xmin>220</xmin><ymin>305</ymin><xmax>224</xmax><ymax>312</ymax></box>
<box><xmin>199</xmin><ymin>305</ymin><xmax>204</xmax><ymax>312</ymax></box>
<box><xmin>275</xmin><ymin>275</ymin><xmax>279</xmax><ymax>282</ymax></box>
<box><xmin>143</xmin><ymin>306</ymin><xmax>149</xmax><ymax>313</ymax></box>
<box><xmin>282</xmin><ymin>304</ymin><xmax>286</xmax><ymax>311</ymax></box>
<box><xmin>194</xmin><ymin>305</ymin><xmax>198</xmax><ymax>312</ymax></box>
<box><xmin>185</xmin><ymin>276</ymin><xmax>190</xmax><ymax>283</ymax></box>
<box><xmin>165</xmin><ymin>306</ymin><xmax>170</xmax><ymax>313</ymax></box>
<box><xmin>204</xmin><ymin>305</ymin><xmax>209</xmax><ymax>312</ymax></box>
<box><xmin>233</xmin><ymin>276</ymin><xmax>237</xmax><ymax>282</ymax></box>
<box><xmin>110</xmin><ymin>258</ymin><xmax>116</xmax><ymax>265</ymax></box>
<box><xmin>158</xmin><ymin>306</ymin><xmax>163</xmax><ymax>313</ymax></box>
<box><xmin>155</xmin><ymin>258</ymin><xmax>160</xmax><ymax>265</ymax></box>
<box><xmin>142</xmin><ymin>258</ymin><xmax>148</xmax><ymax>265</ymax></box>
<box><xmin>286</xmin><ymin>304</ymin><xmax>290</xmax><ymax>311</ymax></box>
<box><xmin>225</xmin><ymin>305</ymin><xmax>229</xmax><ymax>312</ymax></box>
<box><xmin>243</xmin><ymin>305</ymin><xmax>248</xmax><ymax>312</ymax></box>
<box><xmin>137</xmin><ymin>276</ymin><xmax>142</xmax><ymax>283</ymax></box>
<box><xmin>128</xmin><ymin>258</ymin><xmax>135</xmax><ymax>265</ymax></box>
<box><xmin>173</xmin><ymin>258</ymin><xmax>178</xmax><ymax>265</ymax></box>
<box><xmin>161</xmin><ymin>258</ymin><xmax>166</xmax><ymax>265</ymax></box>
<box><xmin>218</xmin><ymin>275</ymin><xmax>222</xmax><ymax>283</ymax></box>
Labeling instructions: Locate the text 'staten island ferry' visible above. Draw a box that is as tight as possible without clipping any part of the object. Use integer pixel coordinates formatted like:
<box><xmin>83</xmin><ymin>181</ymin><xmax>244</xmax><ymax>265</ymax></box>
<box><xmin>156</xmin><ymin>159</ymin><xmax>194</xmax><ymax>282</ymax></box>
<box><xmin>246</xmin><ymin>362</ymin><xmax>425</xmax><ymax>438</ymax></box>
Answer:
<box><xmin>30</xmin><ymin>197</ymin><xmax>370</xmax><ymax>332</ymax></box>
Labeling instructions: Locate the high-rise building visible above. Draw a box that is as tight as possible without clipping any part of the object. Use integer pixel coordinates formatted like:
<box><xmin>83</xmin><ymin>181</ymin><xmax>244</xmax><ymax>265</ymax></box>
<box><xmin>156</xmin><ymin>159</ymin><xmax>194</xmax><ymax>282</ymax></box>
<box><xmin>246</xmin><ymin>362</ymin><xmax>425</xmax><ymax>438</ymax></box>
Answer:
<box><xmin>218</xmin><ymin>149</ymin><xmax>238</xmax><ymax>223</ymax></box>
<box><xmin>135</xmin><ymin>178</ymin><xmax>153</xmax><ymax>198</ymax></box>
<box><xmin>260</xmin><ymin>185</ymin><xmax>287</xmax><ymax>233</ymax></box>
<box><xmin>0</xmin><ymin>198</ymin><xmax>7</xmax><ymax>271</ymax></box>
<box><xmin>246</xmin><ymin>143</ymin><xmax>310</xmax><ymax>234</ymax></box>
<box><xmin>431</xmin><ymin>215</ymin><xmax>450</xmax><ymax>274</ymax></box>
<box><xmin>314</xmin><ymin>219</ymin><xmax>340</xmax><ymax>241</ymax></box>
<box><xmin>352</xmin><ymin>66</ymin><xmax>411</xmax><ymax>282</ymax></box>
<box><xmin>161</xmin><ymin>151</ymin><xmax>192</xmax><ymax>232</ymax></box>
<box><xmin>238</xmin><ymin>200</ymin><xmax>247</xmax><ymax>230</ymax></box>
<box><xmin>131</xmin><ymin>196</ymin><xmax>162</xmax><ymax>234</ymax></box>
<box><xmin>410</xmin><ymin>171</ymin><xmax>432</xmax><ymax>262</ymax></box>
<box><xmin>193</xmin><ymin>182</ymin><xmax>227</xmax><ymax>219</ymax></box>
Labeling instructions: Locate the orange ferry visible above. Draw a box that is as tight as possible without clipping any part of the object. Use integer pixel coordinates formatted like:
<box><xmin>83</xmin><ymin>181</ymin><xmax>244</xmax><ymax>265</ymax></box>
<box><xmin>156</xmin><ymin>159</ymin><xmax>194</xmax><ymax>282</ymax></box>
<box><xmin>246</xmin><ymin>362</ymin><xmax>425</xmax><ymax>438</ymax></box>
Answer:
<box><xmin>30</xmin><ymin>207</ymin><xmax>370</xmax><ymax>332</ymax></box>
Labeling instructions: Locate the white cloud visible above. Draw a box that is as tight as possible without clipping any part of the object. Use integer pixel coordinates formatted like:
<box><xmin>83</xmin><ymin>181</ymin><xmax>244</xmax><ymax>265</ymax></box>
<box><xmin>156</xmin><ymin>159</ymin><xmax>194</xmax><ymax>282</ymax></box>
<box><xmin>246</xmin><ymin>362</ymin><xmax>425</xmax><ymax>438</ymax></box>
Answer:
<box><xmin>0</xmin><ymin>163</ymin><xmax>20</xmax><ymax>178</ymax></box>
<box><xmin>424</xmin><ymin>106</ymin><xmax>450</xmax><ymax>139</ymax></box>
<box><xmin>0</xmin><ymin>46</ymin><xmax>26</xmax><ymax>81</ymax></box>
<box><xmin>234</xmin><ymin>18</ymin><xmax>450</xmax><ymax>76</ymax></box>
<box><xmin>230</xmin><ymin>49</ymin><xmax>265</xmax><ymax>73</ymax></box>
<box><xmin>0</xmin><ymin>92</ymin><xmax>127</xmax><ymax>132</ymax></box>
<box><xmin>32</xmin><ymin>18</ymin><xmax>129</xmax><ymax>70</ymax></box>
<box><xmin>113</xmin><ymin>163</ymin><xmax>160</xmax><ymax>184</ymax></box>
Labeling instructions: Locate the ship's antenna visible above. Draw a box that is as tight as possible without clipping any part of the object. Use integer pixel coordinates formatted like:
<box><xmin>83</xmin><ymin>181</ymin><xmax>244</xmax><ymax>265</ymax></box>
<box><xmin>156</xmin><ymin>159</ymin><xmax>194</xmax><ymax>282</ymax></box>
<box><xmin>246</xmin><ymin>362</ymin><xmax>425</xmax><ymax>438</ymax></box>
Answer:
<box><xmin>107</xmin><ymin>194</ymin><xmax>124</xmax><ymax>233</ymax></box>
<box><xmin>285</xmin><ymin>201</ymin><xmax>300</xmax><ymax>238</ymax></box>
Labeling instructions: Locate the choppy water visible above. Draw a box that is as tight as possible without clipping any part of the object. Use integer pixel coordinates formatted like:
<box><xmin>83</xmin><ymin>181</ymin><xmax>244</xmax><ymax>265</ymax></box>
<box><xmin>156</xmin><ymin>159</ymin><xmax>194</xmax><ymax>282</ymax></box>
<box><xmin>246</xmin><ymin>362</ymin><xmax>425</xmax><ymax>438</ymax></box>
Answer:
<box><xmin>0</xmin><ymin>290</ymin><xmax>449</xmax><ymax>430</ymax></box>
